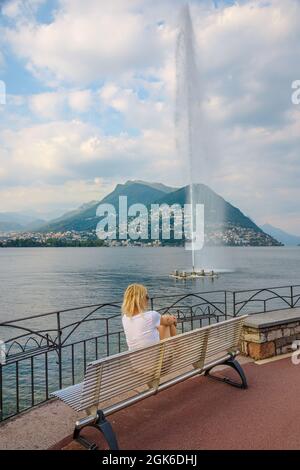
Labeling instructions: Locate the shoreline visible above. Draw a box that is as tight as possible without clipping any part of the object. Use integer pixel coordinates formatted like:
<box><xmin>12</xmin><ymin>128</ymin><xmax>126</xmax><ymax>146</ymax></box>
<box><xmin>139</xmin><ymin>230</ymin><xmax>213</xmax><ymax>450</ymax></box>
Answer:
<box><xmin>0</xmin><ymin>244</ymin><xmax>289</xmax><ymax>248</ymax></box>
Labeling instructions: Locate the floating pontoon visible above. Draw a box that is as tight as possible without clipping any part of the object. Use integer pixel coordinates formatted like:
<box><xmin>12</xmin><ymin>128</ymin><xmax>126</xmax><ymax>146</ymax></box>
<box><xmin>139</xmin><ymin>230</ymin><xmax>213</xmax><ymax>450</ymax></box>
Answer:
<box><xmin>170</xmin><ymin>270</ymin><xmax>218</xmax><ymax>279</ymax></box>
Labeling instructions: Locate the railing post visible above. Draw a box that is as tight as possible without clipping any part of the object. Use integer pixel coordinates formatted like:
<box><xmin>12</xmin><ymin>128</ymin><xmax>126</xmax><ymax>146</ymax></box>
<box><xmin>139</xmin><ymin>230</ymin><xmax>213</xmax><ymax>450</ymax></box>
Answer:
<box><xmin>290</xmin><ymin>285</ymin><xmax>294</xmax><ymax>308</ymax></box>
<box><xmin>105</xmin><ymin>319</ymin><xmax>110</xmax><ymax>357</ymax></box>
<box><xmin>224</xmin><ymin>291</ymin><xmax>228</xmax><ymax>319</ymax></box>
<box><xmin>150</xmin><ymin>297</ymin><xmax>154</xmax><ymax>311</ymax></box>
<box><xmin>56</xmin><ymin>312</ymin><xmax>62</xmax><ymax>389</ymax></box>
<box><xmin>233</xmin><ymin>292</ymin><xmax>236</xmax><ymax>317</ymax></box>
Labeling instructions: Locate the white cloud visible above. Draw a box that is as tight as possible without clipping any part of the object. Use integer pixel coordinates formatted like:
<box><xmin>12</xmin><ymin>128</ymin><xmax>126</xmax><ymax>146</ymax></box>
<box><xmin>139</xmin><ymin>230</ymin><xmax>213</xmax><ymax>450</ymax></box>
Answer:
<box><xmin>0</xmin><ymin>178</ymin><xmax>114</xmax><ymax>216</ymax></box>
<box><xmin>29</xmin><ymin>91</ymin><xmax>65</xmax><ymax>119</ymax></box>
<box><xmin>99</xmin><ymin>82</ymin><xmax>171</xmax><ymax>130</ymax></box>
<box><xmin>28</xmin><ymin>89</ymin><xmax>93</xmax><ymax>119</ymax></box>
<box><xmin>68</xmin><ymin>89</ymin><xmax>92</xmax><ymax>113</ymax></box>
<box><xmin>4</xmin><ymin>0</ymin><xmax>169</xmax><ymax>84</ymax></box>
<box><xmin>0</xmin><ymin>117</ymin><xmax>178</xmax><ymax>185</ymax></box>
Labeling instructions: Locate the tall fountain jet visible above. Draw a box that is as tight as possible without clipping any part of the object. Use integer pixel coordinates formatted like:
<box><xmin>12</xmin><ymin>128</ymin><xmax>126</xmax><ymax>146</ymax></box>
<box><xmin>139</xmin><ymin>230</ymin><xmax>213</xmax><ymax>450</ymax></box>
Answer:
<box><xmin>176</xmin><ymin>3</ymin><xmax>211</xmax><ymax>272</ymax></box>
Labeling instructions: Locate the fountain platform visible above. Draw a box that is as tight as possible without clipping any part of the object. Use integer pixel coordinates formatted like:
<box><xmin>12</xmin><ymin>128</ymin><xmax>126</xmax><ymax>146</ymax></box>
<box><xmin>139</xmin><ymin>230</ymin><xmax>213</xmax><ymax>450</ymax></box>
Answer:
<box><xmin>170</xmin><ymin>270</ymin><xmax>218</xmax><ymax>279</ymax></box>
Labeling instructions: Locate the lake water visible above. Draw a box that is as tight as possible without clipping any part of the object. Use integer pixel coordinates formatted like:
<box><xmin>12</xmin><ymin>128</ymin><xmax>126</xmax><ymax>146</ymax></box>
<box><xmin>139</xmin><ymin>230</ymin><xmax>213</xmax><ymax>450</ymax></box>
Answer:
<box><xmin>1</xmin><ymin>246</ymin><xmax>300</xmax><ymax>322</ymax></box>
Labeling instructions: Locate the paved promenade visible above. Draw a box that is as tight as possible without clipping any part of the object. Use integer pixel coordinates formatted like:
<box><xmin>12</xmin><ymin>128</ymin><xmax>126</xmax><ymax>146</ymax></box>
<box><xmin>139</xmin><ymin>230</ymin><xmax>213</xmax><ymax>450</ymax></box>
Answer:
<box><xmin>1</xmin><ymin>355</ymin><xmax>299</xmax><ymax>450</ymax></box>
<box><xmin>52</xmin><ymin>355</ymin><xmax>300</xmax><ymax>450</ymax></box>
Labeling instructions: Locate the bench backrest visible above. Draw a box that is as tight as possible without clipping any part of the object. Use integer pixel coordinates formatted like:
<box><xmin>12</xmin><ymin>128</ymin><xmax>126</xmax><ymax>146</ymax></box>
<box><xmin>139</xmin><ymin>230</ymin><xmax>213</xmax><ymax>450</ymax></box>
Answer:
<box><xmin>79</xmin><ymin>316</ymin><xmax>247</xmax><ymax>412</ymax></box>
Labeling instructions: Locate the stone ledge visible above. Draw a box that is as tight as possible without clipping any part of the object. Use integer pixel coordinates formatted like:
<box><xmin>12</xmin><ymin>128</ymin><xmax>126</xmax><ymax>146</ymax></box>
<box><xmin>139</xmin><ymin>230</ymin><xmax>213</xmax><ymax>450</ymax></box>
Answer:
<box><xmin>244</xmin><ymin>308</ymin><xmax>300</xmax><ymax>329</ymax></box>
<box><xmin>241</xmin><ymin>308</ymin><xmax>300</xmax><ymax>360</ymax></box>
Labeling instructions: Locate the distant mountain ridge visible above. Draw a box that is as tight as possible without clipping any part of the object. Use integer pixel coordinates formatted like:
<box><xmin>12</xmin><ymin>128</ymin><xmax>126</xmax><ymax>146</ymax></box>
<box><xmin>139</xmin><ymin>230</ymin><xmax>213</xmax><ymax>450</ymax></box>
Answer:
<box><xmin>132</xmin><ymin>180</ymin><xmax>177</xmax><ymax>194</ymax></box>
<box><xmin>0</xmin><ymin>212</ymin><xmax>45</xmax><ymax>232</ymax></box>
<box><xmin>261</xmin><ymin>223</ymin><xmax>300</xmax><ymax>246</ymax></box>
<box><xmin>35</xmin><ymin>181</ymin><xmax>278</xmax><ymax>247</ymax></box>
<box><xmin>37</xmin><ymin>181</ymin><xmax>173</xmax><ymax>233</ymax></box>
<box><xmin>0</xmin><ymin>221</ymin><xmax>24</xmax><ymax>231</ymax></box>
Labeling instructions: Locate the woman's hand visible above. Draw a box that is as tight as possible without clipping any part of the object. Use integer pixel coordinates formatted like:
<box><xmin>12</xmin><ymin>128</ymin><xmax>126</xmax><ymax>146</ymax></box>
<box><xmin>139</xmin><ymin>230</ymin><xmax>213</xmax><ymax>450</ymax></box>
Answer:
<box><xmin>162</xmin><ymin>314</ymin><xmax>177</xmax><ymax>326</ymax></box>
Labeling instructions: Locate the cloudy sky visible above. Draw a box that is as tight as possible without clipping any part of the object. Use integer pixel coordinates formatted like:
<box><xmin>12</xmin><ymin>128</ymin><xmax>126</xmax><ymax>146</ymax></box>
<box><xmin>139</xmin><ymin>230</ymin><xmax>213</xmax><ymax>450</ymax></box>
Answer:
<box><xmin>0</xmin><ymin>0</ymin><xmax>299</xmax><ymax>233</ymax></box>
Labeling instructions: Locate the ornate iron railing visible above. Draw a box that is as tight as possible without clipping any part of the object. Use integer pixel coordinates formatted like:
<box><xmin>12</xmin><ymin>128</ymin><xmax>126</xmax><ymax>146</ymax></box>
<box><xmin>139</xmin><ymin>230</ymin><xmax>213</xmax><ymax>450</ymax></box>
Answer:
<box><xmin>0</xmin><ymin>285</ymin><xmax>299</xmax><ymax>422</ymax></box>
<box><xmin>232</xmin><ymin>285</ymin><xmax>300</xmax><ymax>316</ymax></box>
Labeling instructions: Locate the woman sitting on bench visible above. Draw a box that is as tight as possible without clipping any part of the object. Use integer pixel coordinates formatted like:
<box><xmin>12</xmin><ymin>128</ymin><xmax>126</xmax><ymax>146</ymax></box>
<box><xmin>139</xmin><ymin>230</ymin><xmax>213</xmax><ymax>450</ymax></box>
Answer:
<box><xmin>122</xmin><ymin>283</ymin><xmax>177</xmax><ymax>351</ymax></box>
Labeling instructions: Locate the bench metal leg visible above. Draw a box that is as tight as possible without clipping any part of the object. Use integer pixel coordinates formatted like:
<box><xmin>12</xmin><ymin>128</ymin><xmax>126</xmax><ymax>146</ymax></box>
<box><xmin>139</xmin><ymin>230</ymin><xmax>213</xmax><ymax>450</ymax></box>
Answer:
<box><xmin>204</xmin><ymin>356</ymin><xmax>248</xmax><ymax>389</ymax></box>
<box><xmin>73</xmin><ymin>411</ymin><xmax>119</xmax><ymax>450</ymax></box>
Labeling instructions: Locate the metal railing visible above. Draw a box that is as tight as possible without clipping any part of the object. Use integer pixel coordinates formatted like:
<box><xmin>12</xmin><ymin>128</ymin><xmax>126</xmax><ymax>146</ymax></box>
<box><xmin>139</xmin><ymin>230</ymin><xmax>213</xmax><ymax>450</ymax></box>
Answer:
<box><xmin>232</xmin><ymin>285</ymin><xmax>300</xmax><ymax>316</ymax></box>
<box><xmin>0</xmin><ymin>284</ymin><xmax>299</xmax><ymax>422</ymax></box>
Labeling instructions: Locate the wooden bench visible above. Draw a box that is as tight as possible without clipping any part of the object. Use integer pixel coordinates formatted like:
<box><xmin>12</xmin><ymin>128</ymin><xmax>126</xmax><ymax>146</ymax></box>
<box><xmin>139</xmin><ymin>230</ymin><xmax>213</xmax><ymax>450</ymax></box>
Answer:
<box><xmin>51</xmin><ymin>315</ymin><xmax>248</xmax><ymax>450</ymax></box>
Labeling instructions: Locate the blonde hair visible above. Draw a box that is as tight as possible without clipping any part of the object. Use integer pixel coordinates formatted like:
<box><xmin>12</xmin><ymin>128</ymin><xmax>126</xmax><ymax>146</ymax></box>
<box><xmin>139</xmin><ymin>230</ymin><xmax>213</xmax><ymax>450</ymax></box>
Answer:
<box><xmin>122</xmin><ymin>284</ymin><xmax>149</xmax><ymax>317</ymax></box>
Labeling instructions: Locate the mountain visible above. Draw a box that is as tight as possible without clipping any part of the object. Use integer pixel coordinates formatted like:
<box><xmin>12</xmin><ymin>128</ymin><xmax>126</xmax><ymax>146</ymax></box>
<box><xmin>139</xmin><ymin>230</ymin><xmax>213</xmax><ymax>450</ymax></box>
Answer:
<box><xmin>261</xmin><ymin>224</ymin><xmax>300</xmax><ymax>246</ymax></box>
<box><xmin>36</xmin><ymin>202</ymin><xmax>100</xmax><ymax>233</ymax></box>
<box><xmin>100</xmin><ymin>180</ymin><xmax>173</xmax><ymax>207</ymax></box>
<box><xmin>154</xmin><ymin>184</ymin><xmax>261</xmax><ymax>231</ymax></box>
<box><xmin>35</xmin><ymin>181</ymin><xmax>279</xmax><ymax>247</ymax></box>
<box><xmin>0</xmin><ymin>212</ymin><xmax>45</xmax><ymax>232</ymax></box>
<box><xmin>37</xmin><ymin>181</ymin><xmax>172</xmax><ymax>232</ymax></box>
<box><xmin>132</xmin><ymin>180</ymin><xmax>177</xmax><ymax>194</ymax></box>
<box><xmin>0</xmin><ymin>221</ymin><xmax>24</xmax><ymax>231</ymax></box>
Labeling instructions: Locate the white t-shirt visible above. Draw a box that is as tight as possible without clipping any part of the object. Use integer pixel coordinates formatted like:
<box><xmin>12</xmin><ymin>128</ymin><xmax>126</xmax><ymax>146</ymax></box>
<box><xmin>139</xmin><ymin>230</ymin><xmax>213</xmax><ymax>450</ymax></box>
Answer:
<box><xmin>122</xmin><ymin>310</ymin><xmax>161</xmax><ymax>351</ymax></box>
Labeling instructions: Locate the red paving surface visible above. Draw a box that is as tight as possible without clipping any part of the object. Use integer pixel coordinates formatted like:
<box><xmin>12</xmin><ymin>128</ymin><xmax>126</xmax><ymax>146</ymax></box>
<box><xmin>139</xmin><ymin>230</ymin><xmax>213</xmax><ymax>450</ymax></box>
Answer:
<box><xmin>52</xmin><ymin>358</ymin><xmax>300</xmax><ymax>450</ymax></box>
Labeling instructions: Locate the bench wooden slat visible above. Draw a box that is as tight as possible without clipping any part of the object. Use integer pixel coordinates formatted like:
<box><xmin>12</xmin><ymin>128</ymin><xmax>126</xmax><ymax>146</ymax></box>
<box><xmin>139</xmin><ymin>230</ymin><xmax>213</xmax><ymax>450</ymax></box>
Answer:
<box><xmin>205</xmin><ymin>319</ymin><xmax>243</xmax><ymax>363</ymax></box>
<box><xmin>51</xmin><ymin>383</ymin><xmax>83</xmax><ymax>411</ymax></box>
